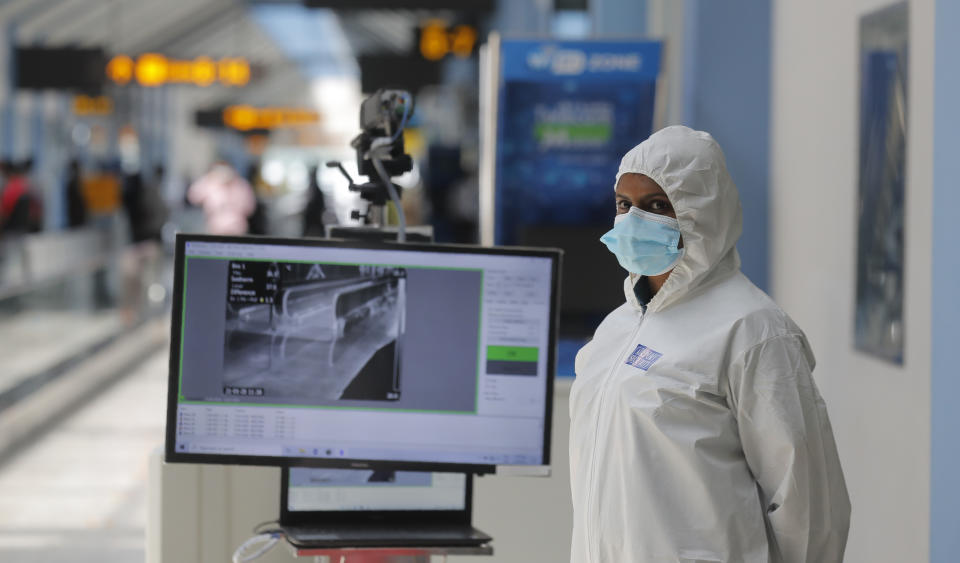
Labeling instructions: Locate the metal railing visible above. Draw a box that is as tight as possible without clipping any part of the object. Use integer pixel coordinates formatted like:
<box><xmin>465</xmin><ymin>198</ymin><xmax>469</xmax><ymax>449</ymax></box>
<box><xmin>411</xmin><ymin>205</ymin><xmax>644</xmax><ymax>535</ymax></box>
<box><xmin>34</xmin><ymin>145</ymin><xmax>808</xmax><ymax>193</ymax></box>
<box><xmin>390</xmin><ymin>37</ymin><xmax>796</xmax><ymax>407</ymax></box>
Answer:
<box><xmin>0</xmin><ymin>217</ymin><xmax>171</xmax><ymax>415</ymax></box>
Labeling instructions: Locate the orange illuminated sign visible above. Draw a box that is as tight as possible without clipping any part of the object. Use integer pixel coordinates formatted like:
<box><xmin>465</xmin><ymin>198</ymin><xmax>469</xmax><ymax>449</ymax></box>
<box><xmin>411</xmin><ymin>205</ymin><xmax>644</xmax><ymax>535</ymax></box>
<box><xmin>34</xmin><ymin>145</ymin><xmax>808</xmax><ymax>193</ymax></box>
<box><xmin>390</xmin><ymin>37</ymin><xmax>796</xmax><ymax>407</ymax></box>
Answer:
<box><xmin>222</xmin><ymin>106</ymin><xmax>320</xmax><ymax>131</ymax></box>
<box><xmin>191</xmin><ymin>56</ymin><xmax>217</xmax><ymax>87</ymax></box>
<box><xmin>106</xmin><ymin>54</ymin><xmax>134</xmax><ymax>85</ymax></box>
<box><xmin>419</xmin><ymin>20</ymin><xmax>477</xmax><ymax>61</ymax></box>
<box><xmin>107</xmin><ymin>54</ymin><xmax>250</xmax><ymax>87</ymax></box>
<box><xmin>219</xmin><ymin>58</ymin><xmax>250</xmax><ymax>86</ymax></box>
<box><xmin>135</xmin><ymin>53</ymin><xmax>167</xmax><ymax>87</ymax></box>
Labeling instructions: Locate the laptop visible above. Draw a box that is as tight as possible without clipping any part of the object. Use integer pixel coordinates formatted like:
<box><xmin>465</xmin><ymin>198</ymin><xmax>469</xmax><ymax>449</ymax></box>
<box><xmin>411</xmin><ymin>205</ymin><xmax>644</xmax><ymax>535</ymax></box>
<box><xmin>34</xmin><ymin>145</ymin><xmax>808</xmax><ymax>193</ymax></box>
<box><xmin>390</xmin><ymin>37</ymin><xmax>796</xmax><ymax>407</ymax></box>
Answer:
<box><xmin>279</xmin><ymin>467</ymin><xmax>492</xmax><ymax>549</ymax></box>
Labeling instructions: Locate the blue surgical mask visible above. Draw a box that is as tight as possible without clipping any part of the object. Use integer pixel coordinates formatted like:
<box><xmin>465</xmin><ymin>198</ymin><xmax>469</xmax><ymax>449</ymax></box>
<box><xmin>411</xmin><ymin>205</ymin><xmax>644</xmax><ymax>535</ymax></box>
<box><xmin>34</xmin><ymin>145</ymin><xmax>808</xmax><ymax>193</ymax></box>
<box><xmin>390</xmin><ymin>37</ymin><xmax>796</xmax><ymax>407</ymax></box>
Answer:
<box><xmin>600</xmin><ymin>207</ymin><xmax>684</xmax><ymax>276</ymax></box>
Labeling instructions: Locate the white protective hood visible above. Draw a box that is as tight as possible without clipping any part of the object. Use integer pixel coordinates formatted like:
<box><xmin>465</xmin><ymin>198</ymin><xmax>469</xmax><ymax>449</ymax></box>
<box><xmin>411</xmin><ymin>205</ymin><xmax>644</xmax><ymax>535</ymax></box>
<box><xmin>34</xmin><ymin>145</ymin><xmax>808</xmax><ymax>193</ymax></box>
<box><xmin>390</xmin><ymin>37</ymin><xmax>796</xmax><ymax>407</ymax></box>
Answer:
<box><xmin>617</xmin><ymin>125</ymin><xmax>743</xmax><ymax>313</ymax></box>
<box><xmin>569</xmin><ymin>126</ymin><xmax>850</xmax><ymax>563</ymax></box>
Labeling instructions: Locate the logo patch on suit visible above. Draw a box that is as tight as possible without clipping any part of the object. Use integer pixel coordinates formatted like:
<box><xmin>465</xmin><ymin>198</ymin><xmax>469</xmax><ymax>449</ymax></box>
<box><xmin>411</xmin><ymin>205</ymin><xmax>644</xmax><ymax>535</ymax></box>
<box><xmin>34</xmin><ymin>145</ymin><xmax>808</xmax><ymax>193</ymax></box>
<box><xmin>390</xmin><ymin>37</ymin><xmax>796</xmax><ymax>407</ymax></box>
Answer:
<box><xmin>625</xmin><ymin>344</ymin><xmax>662</xmax><ymax>371</ymax></box>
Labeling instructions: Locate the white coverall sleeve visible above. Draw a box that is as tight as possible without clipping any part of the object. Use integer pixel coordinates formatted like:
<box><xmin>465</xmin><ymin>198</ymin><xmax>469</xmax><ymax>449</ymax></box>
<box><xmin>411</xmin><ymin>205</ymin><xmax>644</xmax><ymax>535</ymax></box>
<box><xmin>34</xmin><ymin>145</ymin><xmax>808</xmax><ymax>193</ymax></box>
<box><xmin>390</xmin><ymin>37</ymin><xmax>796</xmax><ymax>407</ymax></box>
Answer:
<box><xmin>728</xmin><ymin>334</ymin><xmax>851</xmax><ymax>563</ymax></box>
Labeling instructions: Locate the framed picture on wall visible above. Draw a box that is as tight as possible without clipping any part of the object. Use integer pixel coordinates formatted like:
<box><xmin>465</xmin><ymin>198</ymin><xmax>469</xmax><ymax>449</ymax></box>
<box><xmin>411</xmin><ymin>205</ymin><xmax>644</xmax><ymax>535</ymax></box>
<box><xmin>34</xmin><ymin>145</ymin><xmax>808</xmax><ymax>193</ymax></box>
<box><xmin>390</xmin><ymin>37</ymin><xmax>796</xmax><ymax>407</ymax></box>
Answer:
<box><xmin>854</xmin><ymin>2</ymin><xmax>908</xmax><ymax>364</ymax></box>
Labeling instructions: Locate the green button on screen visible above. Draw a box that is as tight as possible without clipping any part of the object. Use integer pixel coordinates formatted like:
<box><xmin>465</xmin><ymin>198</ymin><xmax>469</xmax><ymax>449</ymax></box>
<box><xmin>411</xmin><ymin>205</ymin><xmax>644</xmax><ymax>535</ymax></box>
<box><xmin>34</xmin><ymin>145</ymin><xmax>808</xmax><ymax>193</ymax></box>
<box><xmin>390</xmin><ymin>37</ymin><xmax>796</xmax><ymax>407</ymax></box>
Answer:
<box><xmin>486</xmin><ymin>345</ymin><xmax>539</xmax><ymax>363</ymax></box>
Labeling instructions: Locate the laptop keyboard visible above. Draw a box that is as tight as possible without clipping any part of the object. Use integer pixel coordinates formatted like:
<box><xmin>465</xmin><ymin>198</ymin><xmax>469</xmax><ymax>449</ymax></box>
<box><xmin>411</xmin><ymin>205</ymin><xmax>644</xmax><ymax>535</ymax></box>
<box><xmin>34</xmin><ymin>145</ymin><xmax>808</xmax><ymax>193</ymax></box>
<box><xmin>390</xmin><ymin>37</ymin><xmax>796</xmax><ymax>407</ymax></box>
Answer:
<box><xmin>286</xmin><ymin>524</ymin><xmax>484</xmax><ymax>542</ymax></box>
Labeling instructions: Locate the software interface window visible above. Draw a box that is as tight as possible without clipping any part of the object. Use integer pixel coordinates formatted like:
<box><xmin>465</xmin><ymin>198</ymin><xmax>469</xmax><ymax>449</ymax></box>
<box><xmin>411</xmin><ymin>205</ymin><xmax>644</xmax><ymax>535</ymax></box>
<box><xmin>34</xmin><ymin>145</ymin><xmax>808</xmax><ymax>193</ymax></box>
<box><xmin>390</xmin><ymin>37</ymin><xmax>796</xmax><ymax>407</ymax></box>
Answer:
<box><xmin>173</xmin><ymin>240</ymin><xmax>554</xmax><ymax>466</ymax></box>
<box><xmin>286</xmin><ymin>468</ymin><xmax>466</xmax><ymax>512</ymax></box>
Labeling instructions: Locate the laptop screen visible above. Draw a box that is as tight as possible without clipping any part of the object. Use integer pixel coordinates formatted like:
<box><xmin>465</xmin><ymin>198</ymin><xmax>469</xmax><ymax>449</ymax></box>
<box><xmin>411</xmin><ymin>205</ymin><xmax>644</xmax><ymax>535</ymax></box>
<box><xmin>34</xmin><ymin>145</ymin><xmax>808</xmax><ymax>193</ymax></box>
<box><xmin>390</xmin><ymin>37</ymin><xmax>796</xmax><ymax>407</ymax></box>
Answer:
<box><xmin>165</xmin><ymin>235</ymin><xmax>560</xmax><ymax>473</ymax></box>
<box><xmin>286</xmin><ymin>468</ymin><xmax>466</xmax><ymax>512</ymax></box>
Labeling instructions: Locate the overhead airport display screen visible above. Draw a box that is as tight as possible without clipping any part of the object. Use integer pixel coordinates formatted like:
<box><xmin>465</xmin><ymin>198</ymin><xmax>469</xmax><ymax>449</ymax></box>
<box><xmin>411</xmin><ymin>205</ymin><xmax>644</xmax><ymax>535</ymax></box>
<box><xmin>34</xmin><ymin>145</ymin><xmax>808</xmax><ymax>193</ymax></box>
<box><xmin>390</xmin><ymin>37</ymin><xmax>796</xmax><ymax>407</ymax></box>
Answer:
<box><xmin>165</xmin><ymin>235</ymin><xmax>560</xmax><ymax>473</ymax></box>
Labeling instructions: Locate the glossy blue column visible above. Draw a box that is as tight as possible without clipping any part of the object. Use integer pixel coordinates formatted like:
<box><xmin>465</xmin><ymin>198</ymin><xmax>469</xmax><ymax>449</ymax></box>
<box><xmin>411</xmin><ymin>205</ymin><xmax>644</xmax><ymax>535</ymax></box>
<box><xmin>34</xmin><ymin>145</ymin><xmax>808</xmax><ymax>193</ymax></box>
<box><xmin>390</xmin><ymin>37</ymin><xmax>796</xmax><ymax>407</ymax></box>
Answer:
<box><xmin>494</xmin><ymin>0</ymin><xmax>551</xmax><ymax>35</ymax></box>
<box><xmin>2</xmin><ymin>23</ymin><xmax>16</xmax><ymax>160</ymax></box>
<box><xmin>590</xmin><ymin>0</ymin><xmax>646</xmax><ymax>36</ymax></box>
<box><xmin>682</xmin><ymin>0</ymin><xmax>771</xmax><ymax>292</ymax></box>
<box><xmin>931</xmin><ymin>1</ymin><xmax>960</xmax><ymax>560</ymax></box>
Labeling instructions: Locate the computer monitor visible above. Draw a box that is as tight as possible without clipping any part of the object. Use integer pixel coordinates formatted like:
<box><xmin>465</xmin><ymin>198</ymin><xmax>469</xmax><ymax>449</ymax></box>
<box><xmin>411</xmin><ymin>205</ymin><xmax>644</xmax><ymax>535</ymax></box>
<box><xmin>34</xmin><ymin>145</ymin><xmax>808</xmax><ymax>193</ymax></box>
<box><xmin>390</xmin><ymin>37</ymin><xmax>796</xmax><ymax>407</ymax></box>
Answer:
<box><xmin>165</xmin><ymin>234</ymin><xmax>561</xmax><ymax>474</ymax></box>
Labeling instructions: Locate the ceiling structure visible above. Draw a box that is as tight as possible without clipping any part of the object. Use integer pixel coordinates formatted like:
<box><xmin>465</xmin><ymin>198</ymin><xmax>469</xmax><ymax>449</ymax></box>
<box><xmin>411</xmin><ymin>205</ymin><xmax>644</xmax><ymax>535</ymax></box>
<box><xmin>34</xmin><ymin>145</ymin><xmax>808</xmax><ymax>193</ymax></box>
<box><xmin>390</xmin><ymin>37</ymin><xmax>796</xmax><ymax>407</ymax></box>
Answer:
<box><xmin>0</xmin><ymin>0</ymin><xmax>309</xmax><ymax>108</ymax></box>
<box><xmin>0</xmin><ymin>0</ymin><xmax>469</xmax><ymax>107</ymax></box>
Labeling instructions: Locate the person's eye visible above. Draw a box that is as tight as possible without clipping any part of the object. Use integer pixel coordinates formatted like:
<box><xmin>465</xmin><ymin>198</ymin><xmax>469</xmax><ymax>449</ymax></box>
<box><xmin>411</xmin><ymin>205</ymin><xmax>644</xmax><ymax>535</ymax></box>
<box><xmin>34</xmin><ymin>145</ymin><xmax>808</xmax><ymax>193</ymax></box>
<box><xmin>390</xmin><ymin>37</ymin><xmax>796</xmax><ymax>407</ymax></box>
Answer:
<box><xmin>648</xmin><ymin>199</ymin><xmax>671</xmax><ymax>213</ymax></box>
<box><xmin>615</xmin><ymin>200</ymin><xmax>631</xmax><ymax>213</ymax></box>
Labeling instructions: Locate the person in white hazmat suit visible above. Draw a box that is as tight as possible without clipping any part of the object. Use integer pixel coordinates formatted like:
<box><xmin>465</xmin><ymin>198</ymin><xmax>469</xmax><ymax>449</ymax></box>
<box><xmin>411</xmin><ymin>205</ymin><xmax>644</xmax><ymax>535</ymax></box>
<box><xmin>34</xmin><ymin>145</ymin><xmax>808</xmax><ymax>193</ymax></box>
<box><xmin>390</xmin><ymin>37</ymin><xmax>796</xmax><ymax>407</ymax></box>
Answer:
<box><xmin>569</xmin><ymin>126</ymin><xmax>850</xmax><ymax>563</ymax></box>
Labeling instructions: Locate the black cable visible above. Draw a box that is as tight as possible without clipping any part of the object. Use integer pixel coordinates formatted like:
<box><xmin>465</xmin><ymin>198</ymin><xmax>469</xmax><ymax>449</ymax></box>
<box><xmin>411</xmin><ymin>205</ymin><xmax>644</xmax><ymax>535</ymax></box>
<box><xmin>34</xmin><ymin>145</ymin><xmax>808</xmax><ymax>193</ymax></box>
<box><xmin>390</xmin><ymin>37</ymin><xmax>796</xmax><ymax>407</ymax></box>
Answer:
<box><xmin>252</xmin><ymin>519</ymin><xmax>282</xmax><ymax>535</ymax></box>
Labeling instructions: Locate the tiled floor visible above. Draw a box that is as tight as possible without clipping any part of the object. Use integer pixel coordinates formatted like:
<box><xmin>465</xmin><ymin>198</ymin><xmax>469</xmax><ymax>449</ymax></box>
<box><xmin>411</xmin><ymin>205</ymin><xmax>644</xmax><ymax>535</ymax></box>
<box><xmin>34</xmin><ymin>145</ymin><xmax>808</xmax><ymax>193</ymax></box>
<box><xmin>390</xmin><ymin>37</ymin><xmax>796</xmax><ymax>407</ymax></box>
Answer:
<box><xmin>0</xmin><ymin>310</ymin><xmax>124</xmax><ymax>395</ymax></box>
<box><xmin>0</xmin><ymin>349</ymin><xmax>168</xmax><ymax>563</ymax></box>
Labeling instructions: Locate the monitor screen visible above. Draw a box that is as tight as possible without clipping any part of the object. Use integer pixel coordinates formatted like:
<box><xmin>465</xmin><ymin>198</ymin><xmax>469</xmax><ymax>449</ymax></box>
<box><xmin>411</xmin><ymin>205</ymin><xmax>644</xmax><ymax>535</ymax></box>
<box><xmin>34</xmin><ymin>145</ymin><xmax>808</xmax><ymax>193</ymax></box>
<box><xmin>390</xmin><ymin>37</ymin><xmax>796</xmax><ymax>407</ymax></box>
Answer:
<box><xmin>165</xmin><ymin>235</ymin><xmax>560</xmax><ymax>473</ymax></box>
<box><xmin>285</xmin><ymin>469</ymin><xmax>467</xmax><ymax>512</ymax></box>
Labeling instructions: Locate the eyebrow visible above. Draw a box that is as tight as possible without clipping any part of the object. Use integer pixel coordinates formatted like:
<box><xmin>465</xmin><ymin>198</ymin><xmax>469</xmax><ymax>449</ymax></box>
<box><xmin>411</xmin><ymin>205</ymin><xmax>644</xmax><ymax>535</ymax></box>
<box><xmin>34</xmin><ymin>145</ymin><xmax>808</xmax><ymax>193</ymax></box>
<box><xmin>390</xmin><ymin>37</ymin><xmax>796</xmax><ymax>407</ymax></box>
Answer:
<box><xmin>614</xmin><ymin>192</ymin><xmax>670</xmax><ymax>202</ymax></box>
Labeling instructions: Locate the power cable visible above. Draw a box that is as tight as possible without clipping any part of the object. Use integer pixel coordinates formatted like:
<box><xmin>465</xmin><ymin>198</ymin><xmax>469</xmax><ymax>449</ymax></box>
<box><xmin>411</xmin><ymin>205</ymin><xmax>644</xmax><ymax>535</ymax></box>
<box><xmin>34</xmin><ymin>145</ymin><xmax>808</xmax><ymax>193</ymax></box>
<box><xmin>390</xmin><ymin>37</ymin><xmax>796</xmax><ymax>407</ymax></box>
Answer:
<box><xmin>371</xmin><ymin>154</ymin><xmax>406</xmax><ymax>242</ymax></box>
<box><xmin>231</xmin><ymin>532</ymin><xmax>282</xmax><ymax>563</ymax></box>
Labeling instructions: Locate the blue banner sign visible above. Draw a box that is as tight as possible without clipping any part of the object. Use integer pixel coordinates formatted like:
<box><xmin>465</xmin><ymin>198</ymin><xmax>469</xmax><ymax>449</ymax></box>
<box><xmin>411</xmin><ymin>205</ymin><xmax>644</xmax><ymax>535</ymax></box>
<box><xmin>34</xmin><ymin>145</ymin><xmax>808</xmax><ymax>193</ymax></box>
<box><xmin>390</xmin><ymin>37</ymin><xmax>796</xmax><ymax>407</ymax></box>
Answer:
<box><xmin>501</xmin><ymin>40</ymin><xmax>661</xmax><ymax>81</ymax></box>
<box><xmin>495</xmin><ymin>39</ymin><xmax>662</xmax><ymax>245</ymax></box>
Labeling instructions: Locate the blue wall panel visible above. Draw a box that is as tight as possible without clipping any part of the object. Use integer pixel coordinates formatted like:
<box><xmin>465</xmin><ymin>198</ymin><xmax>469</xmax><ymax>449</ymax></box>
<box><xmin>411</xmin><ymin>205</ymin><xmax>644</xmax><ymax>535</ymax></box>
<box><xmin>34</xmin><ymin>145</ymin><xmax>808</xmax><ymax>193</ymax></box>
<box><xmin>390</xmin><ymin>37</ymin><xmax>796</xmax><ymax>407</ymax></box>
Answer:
<box><xmin>591</xmin><ymin>0</ymin><xmax>646</xmax><ymax>36</ymax></box>
<box><xmin>931</xmin><ymin>1</ymin><xmax>960</xmax><ymax>560</ymax></box>
<box><xmin>684</xmin><ymin>0</ymin><xmax>771</xmax><ymax>292</ymax></box>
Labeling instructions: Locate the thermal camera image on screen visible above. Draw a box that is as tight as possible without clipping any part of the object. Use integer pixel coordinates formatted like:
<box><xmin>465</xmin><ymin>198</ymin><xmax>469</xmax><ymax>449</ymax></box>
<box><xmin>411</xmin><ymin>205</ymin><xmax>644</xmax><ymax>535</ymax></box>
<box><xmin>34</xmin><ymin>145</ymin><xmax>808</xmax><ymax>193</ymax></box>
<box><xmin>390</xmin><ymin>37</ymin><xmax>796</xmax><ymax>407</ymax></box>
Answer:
<box><xmin>171</xmin><ymin>239</ymin><xmax>557</xmax><ymax>468</ymax></box>
<box><xmin>222</xmin><ymin>260</ymin><xmax>406</xmax><ymax>402</ymax></box>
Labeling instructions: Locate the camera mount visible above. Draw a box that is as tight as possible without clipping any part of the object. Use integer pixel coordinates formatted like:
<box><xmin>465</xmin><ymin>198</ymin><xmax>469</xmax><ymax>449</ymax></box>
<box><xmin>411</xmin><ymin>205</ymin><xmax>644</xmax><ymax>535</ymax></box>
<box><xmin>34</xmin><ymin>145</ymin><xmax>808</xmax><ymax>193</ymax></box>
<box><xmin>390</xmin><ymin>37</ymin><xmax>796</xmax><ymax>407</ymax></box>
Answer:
<box><xmin>326</xmin><ymin>89</ymin><xmax>415</xmax><ymax>240</ymax></box>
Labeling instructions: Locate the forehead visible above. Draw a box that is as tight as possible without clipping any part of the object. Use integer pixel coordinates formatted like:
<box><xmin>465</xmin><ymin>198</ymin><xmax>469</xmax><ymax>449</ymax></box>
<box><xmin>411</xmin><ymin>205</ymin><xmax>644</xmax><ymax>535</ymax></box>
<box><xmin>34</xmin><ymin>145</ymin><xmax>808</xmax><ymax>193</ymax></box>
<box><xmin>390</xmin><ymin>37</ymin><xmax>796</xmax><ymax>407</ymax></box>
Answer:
<box><xmin>615</xmin><ymin>173</ymin><xmax>666</xmax><ymax>198</ymax></box>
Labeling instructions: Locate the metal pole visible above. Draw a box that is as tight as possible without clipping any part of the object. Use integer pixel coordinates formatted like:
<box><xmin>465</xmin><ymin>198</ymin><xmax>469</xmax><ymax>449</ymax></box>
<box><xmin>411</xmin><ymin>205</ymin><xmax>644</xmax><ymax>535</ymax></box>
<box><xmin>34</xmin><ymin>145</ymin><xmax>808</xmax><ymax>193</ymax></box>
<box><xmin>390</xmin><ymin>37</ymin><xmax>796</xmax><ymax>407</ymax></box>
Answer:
<box><xmin>3</xmin><ymin>22</ymin><xmax>17</xmax><ymax>160</ymax></box>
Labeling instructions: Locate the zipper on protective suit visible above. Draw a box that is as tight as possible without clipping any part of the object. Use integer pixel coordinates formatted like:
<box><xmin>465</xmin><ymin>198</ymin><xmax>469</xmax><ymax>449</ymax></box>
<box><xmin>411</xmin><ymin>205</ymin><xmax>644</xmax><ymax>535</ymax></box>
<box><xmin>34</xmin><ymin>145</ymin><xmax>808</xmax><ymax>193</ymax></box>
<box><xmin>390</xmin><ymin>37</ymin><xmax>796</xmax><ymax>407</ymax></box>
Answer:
<box><xmin>583</xmin><ymin>308</ymin><xmax>646</xmax><ymax>563</ymax></box>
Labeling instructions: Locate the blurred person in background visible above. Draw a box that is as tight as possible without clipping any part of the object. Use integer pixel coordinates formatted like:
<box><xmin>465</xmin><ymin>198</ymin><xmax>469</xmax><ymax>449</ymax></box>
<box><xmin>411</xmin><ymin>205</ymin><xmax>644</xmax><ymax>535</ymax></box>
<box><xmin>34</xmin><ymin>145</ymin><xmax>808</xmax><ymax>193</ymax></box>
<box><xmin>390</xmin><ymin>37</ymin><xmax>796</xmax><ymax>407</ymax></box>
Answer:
<box><xmin>424</xmin><ymin>145</ymin><xmax>463</xmax><ymax>243</ymax></box>
<box><xmin>119</xmin><ymin>163</ymin><xmax>169</xmax><ymax>323</ymax></box>
<box><xmin>81</xmin><ymin>161</ymin><xmax>123</xmax><ymax>310</ymax></box>
<box><xmin>121</xmin><ymin>166</ymin><xmax>167</xmax><ymax>244</ymax></box>
<box><xmin>64</xmin><ymin>159</ymin><xmax>88</xmax><ymax>228</ymax></box>
<box><xmin>187</xmin><ymin>161</ymin><xmax>256</xmax><ymax>235</ymax></box>
<box><xmin>446</xmin><ymin>172</ymin><xmax>480</xmax><ymax>244</ymax></box>
<box><xmin>302</xmin><ymin>165</ymin><xmax>327</xmax><ymax>238</ymax></box>
<box><xmin>81</xmin><ymin>161</ymin><xmax>123</xmax><ymax>220</ymax></box>
<box><xmin>0</xmin><ymin>160</ymin><xmax>10</xmax><ymax>231</ymax></box>
<box><xmin>245</xmin><ymin>162</ymin><xmax>269</xmax><ymax>236</ymax></box>
<box><xmin>0</xmin><ymin>160</ymin><xmax>42</xmax><ymax>288</ymax></box>
<box><xmin>0</xmin><ymin>159</ymin><xmax>43</xmax><ymax>234</ymax></box>
<box><xmin>146</xmin><ymin>165</ymin><xmax>170</xmax><ymax>240</ymax></box>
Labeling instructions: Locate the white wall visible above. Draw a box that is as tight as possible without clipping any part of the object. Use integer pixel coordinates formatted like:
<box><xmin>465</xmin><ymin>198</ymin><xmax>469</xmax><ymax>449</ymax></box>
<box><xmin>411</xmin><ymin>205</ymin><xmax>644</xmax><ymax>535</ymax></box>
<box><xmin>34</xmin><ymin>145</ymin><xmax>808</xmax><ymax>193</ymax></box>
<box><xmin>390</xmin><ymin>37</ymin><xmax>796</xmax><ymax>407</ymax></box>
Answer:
<box><xmin>451</xmin><ymin>380</ymin><xmax>572</xmax><ymax>563</ymax></box>
<box><xmin>770</xmin><ymin>1</ymin><xmax>933</xmax><ymax>561</ymax></box>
